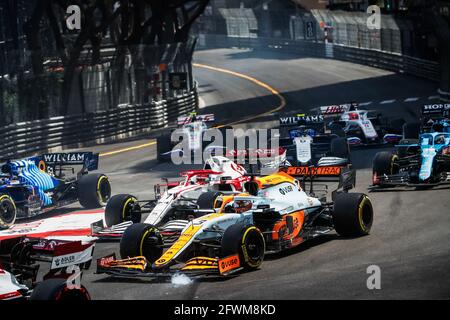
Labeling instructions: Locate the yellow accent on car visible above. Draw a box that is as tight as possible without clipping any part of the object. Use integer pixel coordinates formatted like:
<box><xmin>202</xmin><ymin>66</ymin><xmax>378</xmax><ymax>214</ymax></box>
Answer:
<box><xmin>358</xmin><ymin>196</ymin><xmax>370</xmax><ymax>232</ymax></box>
<box><xmin>154</xmin><ymin>214</ymin><xmax>224</xmax><ymax>267</ymax></box>
<box><xmin>258</xmin><ymin>171</ymin><xmax>295</xmax><ymax>187</ymax></box>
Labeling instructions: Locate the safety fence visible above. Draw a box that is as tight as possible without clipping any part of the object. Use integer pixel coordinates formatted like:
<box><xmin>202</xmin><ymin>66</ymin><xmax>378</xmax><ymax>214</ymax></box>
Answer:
<box><xmin>197</xmin><ymin>34</ymin><xmax>440</xmax><ymax>82</ymax></box>
<box><xmin>0</xmin><ymin>89</ymin><xmax>198</xmax><ymax>161</ymax></box>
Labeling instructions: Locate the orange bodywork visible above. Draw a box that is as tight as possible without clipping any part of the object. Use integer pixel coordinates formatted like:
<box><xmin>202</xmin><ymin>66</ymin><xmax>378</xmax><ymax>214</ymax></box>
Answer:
<box><xmin>271</xmin><ymin>210</ymin><xmax>305</xmax><ymax>243</ymax></box>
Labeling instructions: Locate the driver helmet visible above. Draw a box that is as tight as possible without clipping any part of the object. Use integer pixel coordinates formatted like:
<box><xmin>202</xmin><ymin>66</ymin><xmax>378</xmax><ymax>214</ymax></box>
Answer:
<box><xmin>233</xmin><ymin>199</ymin><xmax>253</xmax><ymax>213</ymax></box>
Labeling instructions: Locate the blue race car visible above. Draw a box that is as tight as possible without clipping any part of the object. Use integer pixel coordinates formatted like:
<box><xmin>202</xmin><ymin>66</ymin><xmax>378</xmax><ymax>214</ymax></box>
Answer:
<box><xmin>371</xmin><ymin>132</ymin><xmax>450</xmax><ymax>188</ymax></box>
<box><xmin>0</xmin><ymin>152</ymin><xmax>111</xmax><ymax>228</ymax></box>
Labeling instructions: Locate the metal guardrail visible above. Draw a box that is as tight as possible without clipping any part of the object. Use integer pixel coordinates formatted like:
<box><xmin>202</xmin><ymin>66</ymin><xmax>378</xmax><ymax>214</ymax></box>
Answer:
<box><xmin>0</xmin><ymin>90</ymin><xmax>198</xmax><ymax>161</ymax></box>
<box><xmin>198</xmin><ymin>34</ymin><xmax>440</xmax><ymax>82</ymax></box>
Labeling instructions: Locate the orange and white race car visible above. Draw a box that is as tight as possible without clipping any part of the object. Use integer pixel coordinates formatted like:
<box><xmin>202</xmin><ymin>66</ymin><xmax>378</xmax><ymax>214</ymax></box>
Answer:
<box><xmin>96</xmin><ymin>166</ymin><xmax>373</xmax><ymax>278</ymax></box>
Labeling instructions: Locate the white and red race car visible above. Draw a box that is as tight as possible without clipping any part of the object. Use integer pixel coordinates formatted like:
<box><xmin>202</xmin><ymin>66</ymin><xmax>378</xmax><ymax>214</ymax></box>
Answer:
<box><xmin>93</xmin><ymin>156</ymin><xmax>250</xmax><ymax>239</ymax></box>
<box><xmin>319</xmin><ymin>103</ymin><xmax>404</xmax><ymax>146</ymax></box>
<box><xmin>93</xmin><ymin>150</ymin><xmax>289</xmax><ymax>239</ymax></box>
<box><xmin>0</xmin><ymin>237</ymin><xmax>93</xmax><ymax>300</ymax></box>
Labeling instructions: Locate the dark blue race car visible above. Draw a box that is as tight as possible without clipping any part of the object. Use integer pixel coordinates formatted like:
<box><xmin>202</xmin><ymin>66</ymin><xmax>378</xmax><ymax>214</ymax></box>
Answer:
<box><xmin>0</xmin><ymin>152</ymin><xmax>111</xmax><ymax>228</ymax></box>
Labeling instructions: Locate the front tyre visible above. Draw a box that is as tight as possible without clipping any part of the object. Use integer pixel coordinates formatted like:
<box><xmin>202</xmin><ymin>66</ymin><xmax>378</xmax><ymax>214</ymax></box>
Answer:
<box><xmin>120</xmin><ymin>223</ymin><xmax>163</xmax><ymax>264</ymax></box>
<box><xmin>372</xmin><ymin>151</ymin><xmax>398</xmax><ymax>185</ymax></box>
<box><xmin>221</xmin><ymin>224</ymin><xmax>265</xmax><ymax>271</ymax></box>
<box><xmin>30</xmin><ymin>278</ymin><xmax>91</xmax><ymax>300</ymax></box>
<box><xmin>77</xmin><ymin>174</ymin><xmax>111</xmax><ymax>209</ymax></box>
<box><xmin>333</xmin><ymin>193</ymin><xmax>373</xmax><ymax>237</ymax></box>
<box><xmin>0</xmin><ymin>194</ymin><xmax>16</xmax><ymax>228</ymax></box>
<box><xmin>104</xmin><ymin>194</ymin><xmax>141</xmax><ymax>227</ymax></box>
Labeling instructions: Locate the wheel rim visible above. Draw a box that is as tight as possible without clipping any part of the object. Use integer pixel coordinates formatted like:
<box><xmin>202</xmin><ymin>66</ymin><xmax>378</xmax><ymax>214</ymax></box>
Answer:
<box><xmin>123</xmin><ymin>198</ymin><xmax>140</xmax><ymax>223</ymax></box>
<box><xmin>140</xmin><ymin>229</ymin><xmax>163</xmax><ymax>264</ymax></box>
<box><xmin>0</xmin><ymin>198</ymin><xmax>15</xmax><ymax>224</ymax></box>
<box><xmin>244</xmin><ymin>230</ymin><xmax>264</xmax><ymax>264</ymax></box>
<box><xmin>97</xmin><ymin>177</ymin><xmax>111</xmax><ymax>204</ymax></box>
<box><xmin>359</xmin><ymin>199</ymin><xmax>373</xmax><ymax>232</ymax></box>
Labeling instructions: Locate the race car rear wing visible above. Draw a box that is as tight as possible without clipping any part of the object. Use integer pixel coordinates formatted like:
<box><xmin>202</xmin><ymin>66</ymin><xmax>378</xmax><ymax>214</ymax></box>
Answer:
<box><xmin>319</xmin><ymin>104</ymin><xmax>352</xmax><ymax>117</ymax></box>
<box><xmin>279</xmin><ymin>165</ymin><xmax>355</xmax><ymax>198</ymax></box>
<box><xmin>421</xmin><ymin>104</ymin><xmax>450</xmax><ymax>118</ymax></box>
<box><xmin>32</xmin><ymin>152</ymin><xmax>99</xmax><ymax>173</ymax></box>
<box><xmin>279</xmin><ymin>114</ymin><xmax>324</xmax><ymax>126</ymax></box>
<box><xmin>177</xmin><ymin>113</ymin><xmax>215</xmax><ymax>125</ymax></box>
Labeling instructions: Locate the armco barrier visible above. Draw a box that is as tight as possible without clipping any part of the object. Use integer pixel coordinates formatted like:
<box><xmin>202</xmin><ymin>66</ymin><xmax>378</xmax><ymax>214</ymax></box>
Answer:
<box><xmin>0</xmin><ymin>89</ymin><xmax>198</xmax><ymax>161</ymax></box>
<box><xmin>198</xmin><ymin>34</ymin><xmax>440</xmax><ymax>82</ymax></box>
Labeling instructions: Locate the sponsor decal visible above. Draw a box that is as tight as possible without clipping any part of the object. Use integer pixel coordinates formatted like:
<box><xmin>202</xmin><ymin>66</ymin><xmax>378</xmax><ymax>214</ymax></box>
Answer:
<box><xmin>98</xmin><ymin>255</ymin><xmax>115</xmax><ymax>267</ymax></box>
<box><xmin>320</xmin><ymin>104</ymin><xmax>350</xmax><ymax>115</ymax></box>
<box><xmin>422</xmin><ymin>104</ymin><xmax>450</xmax><ymax>114</ymax></box>
<box><xmin>279</xmin><ymin>185</ymin><xmax>293</xmax><ymax>195</ymax></box>
<box><xmin>280</xmin><ymin>114</ymin><xmax>324</xmax><ymax>125</ymax></box>
<box><xmin>43</xmin><ymin>153</ymin><xmax>87</xmax><ymax>164</ymax></box>
<box><xmin>219</xmin><ymin>254</ymin><xmax>240</xmax><ymax>274</ymax></box>
<box><xmin>282</xmin><ymin>166</ymin><xmax>342</xmax><ymax>176</ymax></box>
<box><xmin>51</xmin><ymin>243</ymin><xmax>94</xmax><ymax>269</ymax></box>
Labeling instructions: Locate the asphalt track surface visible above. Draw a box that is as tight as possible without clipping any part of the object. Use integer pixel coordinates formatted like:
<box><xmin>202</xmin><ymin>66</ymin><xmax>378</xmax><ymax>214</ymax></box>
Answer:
<box><xmin>36</xmin><ymin>48</ymin><xmax>450</xmax><ymax>299</ymax></box>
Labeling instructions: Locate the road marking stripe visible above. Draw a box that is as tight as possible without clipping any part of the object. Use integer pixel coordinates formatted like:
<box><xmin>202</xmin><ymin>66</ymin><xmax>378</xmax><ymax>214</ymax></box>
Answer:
<box><xmin>99</xmin><ymin>63</ymin><xmax>286</xmax><ymax>157</ymax></box>
<box><xmin>380</xmin><ymin>99</ymin><xmax>396</xmax><ymax>104</ymax></box>
<box><xmin>193</xmin><ymin>63</ymin><xmax>286</xmax><ymax>128</ymax></box>
<box><xmin>99</xmin><ymin>141</ymin><xmax>156</xmax><ymax>157</ymax></box>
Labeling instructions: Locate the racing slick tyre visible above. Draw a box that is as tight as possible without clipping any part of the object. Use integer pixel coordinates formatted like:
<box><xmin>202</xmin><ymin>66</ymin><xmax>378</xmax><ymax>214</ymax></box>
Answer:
<box><xmin>77</xmin><ymin>173</ymin><xmax>111</xmax><ymax>209</ymax></box>
<box><xmin>197</xmin><ymin>191</ymin><xmax>222</xmax><ymax>209</ymax></box>
<box><xmin>403</xmin><ymin>122</ymin><xmax>420</xmax><ymax>139</ymax></box>
<box><xmin>120</xmin><ymin>223</ymin><xmax>163</xmax><ymax>263</ymax></box>
<box><xmin>332</xmin><ymin>193</ymin><xmax>373</xmax><ymax>237</ymax></box>
<box><xmin>330</xmin><ymin>137</ymin><xmax>350</xmax><ymax>159</ymax></box>
<box><xmin>221</xmin><ymin>224</ymin><xmax>265</xmax><ymax>271</ymax></box>
<box><xmin>105</xmin><ymin>194</ymin><xmax>141</xmax><ymax>227</ymax></box>
<box><xmin>0</xmin><ymin>194</ymin><xmax>16</xmax><ymax>228</ymax></box>
<box><xmin>30</xmin><ymin>278</ymin><xmax>91</xmax><ymax>300</ymax></box>
<box><xmin>372</xmin><ymin>151</ymin><xmax>399</xmax><ymax>184</ymax></box>
<box><xmin>157</xmin><ymin>134</ymin><xmax>172</xmax><ymax>162</ymax></box>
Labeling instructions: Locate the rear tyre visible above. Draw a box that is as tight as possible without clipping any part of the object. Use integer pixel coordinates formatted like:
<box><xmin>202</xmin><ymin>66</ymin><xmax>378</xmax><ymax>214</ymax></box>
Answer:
<box><xmin>197</xmin><ymin>191</ymin><xmax>221</xmax><ymax>209</ymax></box>
<box><xmin>30</xmin><ymin>278</ymin><xmax>91</xmax><ymax>300</ymax></box>
<box><xmin>221</xmin><ymin>224</ymin><xmax>265</xmax><ymax>271</ymax></box>
<box><xmin>120</xmin><ymin>223</ymin><xmax>163</xmax><ymax>264</ymax></box>
<box><xmin>333</xmin><ymin>193</ymin><xmax>373</xmax><ymax>237</ymax></box>
<box><xmin>0</xmin><ymin>194</ymin><xmax>16</xmax><ymax>228</ymax></box>
<box><xmin>77</xmin><ymin>174</ymin><xmax>111</xmax><ymax>209</ymax></box>
<box><xmin>403</xmin><ymin>122</ymin><xmax>420</xmax><ymax>139</ymax></box>
<box><xmin>330</xmin><ymin>137</ymin><xmax>350</xmax><ymax>159</ymax></box>
<box><xmin>157</xmin><ymin>134</ymin><xmax>172</xmax><ymax>162</ymax></box>
<box><xmin>104</xmin><ymin>194</ymin><xmax>141</xmax><ymax>227</ymax></box>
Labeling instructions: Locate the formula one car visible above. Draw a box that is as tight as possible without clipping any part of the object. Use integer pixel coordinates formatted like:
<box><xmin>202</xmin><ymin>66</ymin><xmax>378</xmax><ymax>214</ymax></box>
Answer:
<box><xmin>156</xmin><ymin>112</ymin><xmax>230</xmax><ymax>162</ymax></box>
<box><xmin>277</xmin><ymin>113</ymin><xmax>350</xmax><ymax>166</ymax></box>
<box><xmin>372</xmin><ymin>132</ymin><xmax>450</xmax><ymax>188</ymax></box>
<box><xmin>0</xmin><ymin>152</ymin><xmax>111</xmax><ymax>228</ymax></box>
<box><xmin>401</xmin><ymin>103</ymin><xmax>450</xmax><ymax>141</ymax></box>
<box><xmin>319</xmin><ymin>103</ymin><xmax>403</xmax><ymax>146</ymax></box>
<box><xmin>93</xmin><ymin>156</ymin><xmax>250</xmax><ymax>239</ymax></box>
<box><xmin>96</xmin><ymin>166</ymin><xmax>373</xmax><ymax>279</ymax></box>
<box><xmin>0</xmin><ymin>237</ymin><xmax>93</xmax><ymax>300</ymax></box>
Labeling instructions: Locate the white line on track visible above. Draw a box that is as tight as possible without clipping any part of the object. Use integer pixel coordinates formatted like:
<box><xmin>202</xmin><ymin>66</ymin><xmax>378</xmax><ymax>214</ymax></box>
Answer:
<box><xmin>404</xmin><ymin>97</ymin><xmax>419</xmax><ymax>102</ymax></box>
<box><xmin>380</xmin><ymin>99</ymin><xmax>396</xmax><ymax>104</ymax></box>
